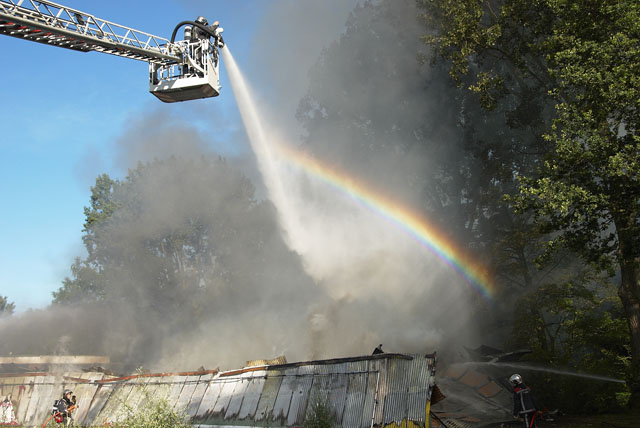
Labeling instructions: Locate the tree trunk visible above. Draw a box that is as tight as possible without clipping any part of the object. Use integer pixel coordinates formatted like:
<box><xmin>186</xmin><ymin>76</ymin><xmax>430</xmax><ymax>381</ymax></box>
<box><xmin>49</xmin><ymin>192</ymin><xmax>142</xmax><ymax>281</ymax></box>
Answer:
<box><xmin>617</xmin><ymin>246</ymin><xmax>640</xmax><ymax>407</ymax></box>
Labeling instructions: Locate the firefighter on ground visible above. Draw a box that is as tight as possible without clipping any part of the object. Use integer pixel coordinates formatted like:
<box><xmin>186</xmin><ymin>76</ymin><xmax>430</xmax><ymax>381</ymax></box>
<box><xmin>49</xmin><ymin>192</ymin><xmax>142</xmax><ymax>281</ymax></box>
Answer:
<box><xmin>52</xmin><ymin>389</ymin><xmax>76</xmax><ymax>426</ymax></box>
<box><xmin>510</xmin><ymin>374</ymin><xmax>539</xmax><ymax>428</ymax></box>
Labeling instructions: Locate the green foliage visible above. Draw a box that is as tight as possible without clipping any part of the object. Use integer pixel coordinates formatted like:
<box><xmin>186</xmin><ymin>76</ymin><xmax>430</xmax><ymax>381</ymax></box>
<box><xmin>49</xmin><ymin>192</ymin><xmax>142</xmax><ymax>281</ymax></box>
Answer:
<box><xmin>513</xmin><ymin>0</ymin><xmax>640</xmax><ymax>274</ymax></box>
<box><xmin>511</xmin><ymin>274</ymin><xmax>631</xmax><ymax>412</ymax></box>
<box><xmin>298</xmin><ymin>0</ymin><xmax>556</xmax><ymax>312</ymax></box>
<box><xmin>420</xmin><ymin>0</ymin><xmax>640</xmax><ymax>403</ymax></box>
<box><xmin>116</xmin><ymin>390</ymin><xmax>191</xmax><ymax>428</ymax></box>
<box><xmin>0</xmin><ymin>295</ymin><xmax>15</xmax><ymax>315</ymax></box>
<box><xmin>419</xmin><ymin>0</ymin><xmax>557</xmax><ymax>105</ymax></box>
<box><xmin>420</xmin><ymin>0</ymin><xmax>640</xmax><ymax>267</ymax></box>
<box><xmin>55</xmin><ymin>156</ymin><xmax>279</xmax><ymax>307</ymax></box>
<box><xmin>304</xmin><ymin>398</ymin><xmax>335</xmax><ymax>428</ymax></box>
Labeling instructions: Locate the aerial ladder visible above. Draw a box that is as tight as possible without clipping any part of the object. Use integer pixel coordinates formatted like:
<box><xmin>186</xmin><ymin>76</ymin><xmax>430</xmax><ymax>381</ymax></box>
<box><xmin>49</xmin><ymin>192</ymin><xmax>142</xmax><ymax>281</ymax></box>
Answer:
<box><xmin>0</xmin><ymin>0</ymin><xmax>224</xmax><ymax>103</ymax></box>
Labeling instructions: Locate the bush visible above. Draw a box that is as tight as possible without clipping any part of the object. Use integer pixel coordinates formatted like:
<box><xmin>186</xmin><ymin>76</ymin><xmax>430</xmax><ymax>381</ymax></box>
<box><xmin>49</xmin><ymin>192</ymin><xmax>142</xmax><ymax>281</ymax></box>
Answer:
<box><xmin>510</xmin><ymin>280</ymin><xmax>631</xmax><ymax>413</ymax></box>
<box><xmin>115</xmin><ymin>392</ymin><xmax>191</xmax><ymax>428</ymax></box>
<box><xmin>304</xmin><ymin>398</ymin><xmax>335</xmax><ymax>428</ymax></box>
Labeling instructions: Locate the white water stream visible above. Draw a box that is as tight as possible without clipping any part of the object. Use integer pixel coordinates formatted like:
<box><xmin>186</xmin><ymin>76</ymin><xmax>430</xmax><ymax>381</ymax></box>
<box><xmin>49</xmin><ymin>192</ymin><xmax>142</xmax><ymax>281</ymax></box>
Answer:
<box><xmin>220</xmin><ymin>46</ymin><xmax>297</xmax><ymax>241</ymax></box>
<box><xmin>220</xmin><ymin>45</ymin><xmax>479</xmax><ymax>353</ymax></box>
<box><xmin>462</xmin><ymin>361</ymin><xmax>625</xmax><ymax>384</ymax></box>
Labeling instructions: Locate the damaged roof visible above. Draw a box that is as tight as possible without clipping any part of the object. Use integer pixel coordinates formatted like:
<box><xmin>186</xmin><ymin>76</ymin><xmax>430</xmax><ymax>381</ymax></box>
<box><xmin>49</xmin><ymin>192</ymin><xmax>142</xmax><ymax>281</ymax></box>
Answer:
<box><xmin>0</xmin><ymin>353</ymin><xmax>436</xmax><ymax>428</ymax></box>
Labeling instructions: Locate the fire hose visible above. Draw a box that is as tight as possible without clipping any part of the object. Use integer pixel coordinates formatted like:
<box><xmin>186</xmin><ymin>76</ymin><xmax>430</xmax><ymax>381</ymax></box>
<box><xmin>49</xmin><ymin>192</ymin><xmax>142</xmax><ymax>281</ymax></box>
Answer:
<box><xmin>41</xmin><ymin>405</ymin><xmax>76</xmax><ymax>428</ymax></box>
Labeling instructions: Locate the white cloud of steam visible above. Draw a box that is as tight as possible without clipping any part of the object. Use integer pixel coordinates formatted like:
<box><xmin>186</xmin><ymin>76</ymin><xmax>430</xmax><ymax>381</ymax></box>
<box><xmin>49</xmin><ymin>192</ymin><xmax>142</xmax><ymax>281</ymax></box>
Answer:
<box><xmin>246</xmin><ymin>0</ymin><xmax>361</xmax><ymax>132</ymax></box>
<box><xmin>222</xmin><ymin>0</ymin><xmax>484</xmax><ymax>363</ymax></box>
<box><xmin>112</xmin><ymin>108</ymin><xmax>218</xmax><ymax>171</ymax></box>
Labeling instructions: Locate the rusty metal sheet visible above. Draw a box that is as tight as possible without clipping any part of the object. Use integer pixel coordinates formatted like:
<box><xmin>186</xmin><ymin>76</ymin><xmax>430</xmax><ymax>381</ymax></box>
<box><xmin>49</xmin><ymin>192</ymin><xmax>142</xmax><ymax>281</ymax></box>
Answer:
<box><xmin>14</xmin><ymin>376</ymin><xmax>33</xmax><ymax>424</ymax></box>
<box><xmin>308</xmin><ymin>363</ymin><xmax>332</xmax><ymax>405</ymax></box>
<box><xmin>30</xmin><ymin>375</ymin><xmax>57</xmax><ymax>426</ymax></box>
<box><xmin>0</xmin><ymin>376</ymin><xmax>15</xmax><ymax>398</ymax></box>
<box><xmin>98</xmin><ymin>378</ymin><xmax>136</xmax><ymax>424</ymax></box>
<box><xmin>287</xmin><ymin>365</ymin><xmax>313</xmax><ymax>426</ymax></box>
<box><xmin>124</xmin><ymin>376</ymin><xmax>152</xmax><ymax>411</ymax></box>
<box><xmin>1</xmin><ymin>353</ymin><xmax>437</xmax><ymax>428</ymax></box>
<box><xmin>342</xmin><ymin>361</ymin><xmax>368</xmax><ymax>428</ymax></box>
<box><xmin>87</xmin><ymin>382</ymin><xmax>117</xmax><ymax>426</ymax></box>
<box><xmin>359</xmin><ymin>359</ymin><xmax>381</xmax><ymax>428</ymax></box>
<box><xmin>112</xmin><ymin>378</ymin><xmax>145</xmax><ymax>423</ymax></box>
<box><xmin>113</xmin><ymin>377</ymin><xmax>152</xmax><ymax>423</ymax></box>
<box><xmin>406</xmin><ymin>356</ymin><xmax>433</xmax><ymax>422</ymax></box>
<box><xmin>210</xmin><ymin>377</ymin><xmax>239</xmax><ymax>419</ymax></box>
<box><xmin>328</xmin><ymin>363</ymin><xmax>349</xmax><ymax>424</ymax></box>
<box><xmin>142</xmin><ymin>375</ymin><xmax>172</xmax><ymax>406</ymax></box>
<box><xmin>187</xmin><ymin>373</ymin><xmax>213</xmax><ymax>418</ymax></box>
<box><xmin>253</xmin><ymin>368</ymin><xmax>282</xmax><ymax>422</ymax></box>
<box><xmin>0</xmin><ymin>375</ymin><xmax>21</xmax><ymax>394</ymax></box>
<box><xmin>93</xmin><ymin>382</ymin><xmax>120</xmax><ymax>424</ymax></box>
<box><xmin>237</xmin><ymin>370</ymin><xmax>266</xmax><ymax>420</ymax></box>
<box><xmin>23</xmin><ymin>375</ymin><xmax>45</xmax><ymax>426</ymax></box>
<box><xmin>382</xmin><ymin>358</ymin><xmax>409</xmax><ymax>425</ymax></box>
<box><xmin>73</xmin><ymin>372</ymin><xmax>103</xmax><ymax>426</ymax></box>
<box><xmin>375</xmin><ymin>358</ymin><xmax>390</xmax><ymax>427</ymax></box>
<box><xmin>194</xmin><ymin>376</ymin><xmax>224</xmax><ymax>421</ymax></box>
<box><xmin>224</xmin><ymin>371</ymin><xmax>252</xmax><ymax>420</ymax></box>
<box><xmin>271</xmin><ymin>366</ymin><xmax>298</xmax><ymax>424</ymax></box>
<box><xmin>167</xmin><ymin>375</ymin><xmax>188</xmax><ymax>410</ymax></box>
<box><xmin>175</xmin><ymin>375</ymin><xmax>200</xmax><ymax>414</ymax></box>
<box><xmin>129</xmin><ymin>377</ymin><xmax>154</xmax><ymax>414</ymax></box>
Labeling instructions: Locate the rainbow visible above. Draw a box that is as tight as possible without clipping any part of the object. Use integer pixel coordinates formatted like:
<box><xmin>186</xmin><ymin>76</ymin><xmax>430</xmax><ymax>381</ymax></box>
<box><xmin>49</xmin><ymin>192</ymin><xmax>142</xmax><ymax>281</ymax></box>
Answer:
<box><xmin>273</xmin><ymin>143</ymin><xmax>494</xmax><ymax>300</ymax></box>
<box><xmin>220</xmin><ymin>46</ymin><xmax>492</xmax><ymax>300</ymax></box>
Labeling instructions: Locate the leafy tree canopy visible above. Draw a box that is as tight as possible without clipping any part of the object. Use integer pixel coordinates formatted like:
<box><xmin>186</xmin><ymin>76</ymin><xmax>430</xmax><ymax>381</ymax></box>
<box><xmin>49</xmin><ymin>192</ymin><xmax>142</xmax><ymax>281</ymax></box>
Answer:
<box><xmin>420</xmin><ymin>0</ymin><xmax>640</xmax><ymax>402</ymax></box>
<box><xmin>0</xmin><ymin>295</ymin><xmax>15</xmax><ymax>315</ymax></box>
<box><xmin>52</xmin><ymin>156</ymin><xmax>318</xmax><ymax>365</ymax></box>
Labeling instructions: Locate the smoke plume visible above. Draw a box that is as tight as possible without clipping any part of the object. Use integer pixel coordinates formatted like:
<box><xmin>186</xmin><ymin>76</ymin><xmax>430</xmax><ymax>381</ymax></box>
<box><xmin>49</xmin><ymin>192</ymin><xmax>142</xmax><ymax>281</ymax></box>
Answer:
<box><xmin>1</xmin><ymin>0</ymin><xmax>490</xmax><ymax>372</ymax></box>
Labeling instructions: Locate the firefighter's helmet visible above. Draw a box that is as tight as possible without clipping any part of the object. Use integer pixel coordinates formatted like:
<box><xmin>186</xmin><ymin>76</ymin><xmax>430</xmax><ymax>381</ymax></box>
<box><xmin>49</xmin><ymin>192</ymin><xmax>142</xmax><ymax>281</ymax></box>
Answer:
<box><xmin>509</xmin><ymin>374</ymin><xmax>522</xmax><ymax>386</ymax></box>
<box><xmin>196</xmin><ymin>16</ymin><xmax>208</xmax><ymax>26</ymax></box>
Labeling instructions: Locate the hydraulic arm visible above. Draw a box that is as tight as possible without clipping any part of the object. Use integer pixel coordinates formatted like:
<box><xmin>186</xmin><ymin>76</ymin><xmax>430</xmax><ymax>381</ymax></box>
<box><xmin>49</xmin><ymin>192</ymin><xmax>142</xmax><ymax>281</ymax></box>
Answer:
<box><xmin>0</xmin><ymin>0</ymin><xmax>223</xmax><ymax>102</ymax></box>
<box><xmin>0</xmin><ymin>0</ymin><xmax>178</xmax><ymax>63</ymax></box>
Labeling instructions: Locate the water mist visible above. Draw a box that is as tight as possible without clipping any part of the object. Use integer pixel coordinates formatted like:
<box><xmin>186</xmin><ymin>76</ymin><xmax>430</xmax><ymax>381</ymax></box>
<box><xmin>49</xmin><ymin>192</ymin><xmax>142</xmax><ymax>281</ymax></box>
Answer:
<box><xmin>221</xmin><ymin>45</ymin><xmax>479</xmax><ymax>358</ymax></box>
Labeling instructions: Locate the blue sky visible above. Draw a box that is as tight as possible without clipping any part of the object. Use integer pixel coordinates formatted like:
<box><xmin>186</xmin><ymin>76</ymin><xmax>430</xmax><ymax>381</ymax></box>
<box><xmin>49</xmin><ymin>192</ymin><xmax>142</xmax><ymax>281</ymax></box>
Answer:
<box><xmin>1</xmin><ymin>0</ymin><xmax>359</xmax><ymax>311</ymax></box>
<box><xmin>0</xmin><ymin>0</ymin><xmax>269</xmax><ymax>310</ymax></box>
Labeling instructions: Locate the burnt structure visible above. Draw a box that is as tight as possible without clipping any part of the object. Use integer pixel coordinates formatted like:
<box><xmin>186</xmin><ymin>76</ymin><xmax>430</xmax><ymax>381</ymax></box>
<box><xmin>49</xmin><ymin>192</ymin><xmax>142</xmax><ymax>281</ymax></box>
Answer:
<box><xmin>0</xmin><ymin>353</ymin><xmax>436</xmax><ymax>428</ymax></box>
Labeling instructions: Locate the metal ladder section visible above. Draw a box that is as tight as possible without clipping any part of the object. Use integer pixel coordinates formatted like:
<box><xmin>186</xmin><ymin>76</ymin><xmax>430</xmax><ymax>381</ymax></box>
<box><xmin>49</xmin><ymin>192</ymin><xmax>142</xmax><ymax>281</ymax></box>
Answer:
<box><xmin>0</xmin><ymin>0</ymin><xmax>179</xmax><ymax>64</ymax></box>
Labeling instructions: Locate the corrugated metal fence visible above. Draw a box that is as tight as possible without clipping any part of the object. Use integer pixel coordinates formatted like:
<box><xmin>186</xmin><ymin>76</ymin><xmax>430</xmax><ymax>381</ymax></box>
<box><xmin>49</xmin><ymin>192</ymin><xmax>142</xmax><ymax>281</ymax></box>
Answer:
<box><xmin>0</xmin><ymin>354</ymin><xmax>436</xmax><ymax>428</ymax></box>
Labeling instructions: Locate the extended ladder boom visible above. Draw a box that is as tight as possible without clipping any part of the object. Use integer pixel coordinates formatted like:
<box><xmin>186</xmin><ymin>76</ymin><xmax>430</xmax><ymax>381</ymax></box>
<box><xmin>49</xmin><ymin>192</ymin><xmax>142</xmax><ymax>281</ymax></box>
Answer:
<box><xmin>0</xmin><ymin>0</ymin><xmax>224</xmax><ymax>102</ymax></box>
<box><xmin>0</xmin><ymin>0</ymin><xmax>179</xmax><ymax>64</ymax></box>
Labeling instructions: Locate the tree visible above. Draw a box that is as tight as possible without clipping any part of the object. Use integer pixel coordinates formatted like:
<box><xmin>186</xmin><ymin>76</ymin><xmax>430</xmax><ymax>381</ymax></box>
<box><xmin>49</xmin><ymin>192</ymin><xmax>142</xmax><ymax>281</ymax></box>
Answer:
<box><xmin>304</xmin><ymin>398</ymin><xmax>335</xmax><ymax>428</ymax></box>
<box><xmin>296</xmin><ymin>0</ymin><xmax>562</xmax><ymax>342</ymax></box>
<box><xmin>0</xmin><ymin>295</ymin><xmax>15</xmax><ymax>315</ymax></box>
<box><xmin>116</xmin><ymin>384</ymin><xmax>192</xmax><ymax>428</ymax></box>
<box><xmin>420</xmin><ymin>0</ymin><xmax>640</xmax><ymax>402</ymax></box>
<box><xmin>53</xmin><ymin>156</ymin><xmax>318</xmax><ymax>366</ymax></box>
<box><xmin>511</xmin><ymin>272</ymin><xmax>631</xmax><ymax>412</ymax></box>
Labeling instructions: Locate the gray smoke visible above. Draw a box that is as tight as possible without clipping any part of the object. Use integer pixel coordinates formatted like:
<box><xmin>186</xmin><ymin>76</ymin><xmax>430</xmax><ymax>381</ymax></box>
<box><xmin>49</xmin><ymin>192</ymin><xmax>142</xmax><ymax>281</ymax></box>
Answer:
<box><xmin>220</xmin><ymin>0</ymin><xmax>487</xmax><ymax>361</ymax></box>
<box><xmin>1</xmin><ymin>0</ymin><xmax>490</xmax><ymax>372</ymax></box>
